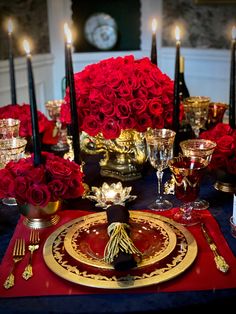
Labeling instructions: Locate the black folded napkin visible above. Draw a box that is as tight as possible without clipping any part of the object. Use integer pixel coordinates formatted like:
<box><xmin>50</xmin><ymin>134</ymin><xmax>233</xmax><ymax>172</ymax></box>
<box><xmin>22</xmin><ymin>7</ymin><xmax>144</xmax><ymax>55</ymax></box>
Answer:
<box><xmin>104</xmin><ymin>204</ymin><xmax>142</xmax><ymax>271</ymax></box>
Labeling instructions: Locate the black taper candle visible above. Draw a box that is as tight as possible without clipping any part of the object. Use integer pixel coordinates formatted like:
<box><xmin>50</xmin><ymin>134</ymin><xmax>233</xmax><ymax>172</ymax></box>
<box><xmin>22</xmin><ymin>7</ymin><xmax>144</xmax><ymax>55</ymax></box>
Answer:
<box><xmin>24</xmin><ymin>40</ymin><xmax>42</xmax><ymax>166</ymax></box>
<box><xmin>8</xmin><ymin>20</ymin><xmax>17</xmax><ymax>104</ymax></box>
<box><xmin>66</xmin><ymin>39</ymin><xmax>81</xmax><ymax>165</ymax></box>
<box><xmin>151</xmin><ymin>18</ymin><xmax>157</xmax><ymax>66</ymax></box>
<box><xmin>229</xmin><ymin>26</ymin><xmax>236</xmax><ymax>129</ymax></box>
<box><xmin>173</xmin><ymin>41</ymin><xmax>180</xmax><ymax>132</ymax></box>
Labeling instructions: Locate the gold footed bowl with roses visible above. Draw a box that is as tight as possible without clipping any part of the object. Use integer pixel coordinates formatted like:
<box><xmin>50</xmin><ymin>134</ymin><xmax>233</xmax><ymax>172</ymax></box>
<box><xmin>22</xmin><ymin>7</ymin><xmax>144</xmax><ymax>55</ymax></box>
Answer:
<box><xmin>81</xmin><ymin>129</ymin><xmax>147</xmax><ymax>181</ymax></box>
<box><xmin>19</xmin><ymin>200</ymin><xmax>62</xmax><ymax>229</ymax></box>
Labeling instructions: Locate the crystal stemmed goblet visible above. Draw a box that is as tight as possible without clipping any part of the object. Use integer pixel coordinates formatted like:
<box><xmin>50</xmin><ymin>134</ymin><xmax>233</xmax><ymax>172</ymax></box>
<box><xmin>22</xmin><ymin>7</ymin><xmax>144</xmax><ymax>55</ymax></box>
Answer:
<box><xmin>0</xmin><ymin>118</ymin><xmax>20</xmax><ymax>139</ymax></box>
<box><xmin>45</xmin><ymin>99</ymin><xmax>69</xmax><ymax>152</ymax></box>
<box><xmin>145</xmin><ymin>128</ymin><xmax>176</xmax><ymax>211</ymax></box>
<box><xmin>168</xmin><ymin>156</ymin><xmax>208</xmax><ymax>226</ymax></box>
<box><xmin>180</xmin><ymin>139</ymin><xmax>217</xmax><ymax>210</ymax></box>
<box><xmin>0</xmin><ymin>138</ymin><xmax>27</xmax><ymax>206</ymax></box>
<box><xmin>206</xmin><ymin>102</ymin><xmax>228</xmax><ymax>130</ymax></box>
<box><xmin>183</xmin><ymin>96</ymin><xmax>211</xmax><ymax>138</ymax></box>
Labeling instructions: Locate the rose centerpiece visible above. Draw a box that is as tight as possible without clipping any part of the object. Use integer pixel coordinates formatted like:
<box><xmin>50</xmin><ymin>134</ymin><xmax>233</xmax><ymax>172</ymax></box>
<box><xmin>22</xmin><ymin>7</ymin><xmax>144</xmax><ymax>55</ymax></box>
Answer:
<box><xmin>0</xmin><ymin>151</ymin><xmax>85</xmax><ymax>228</ymax></box>
<box><xmin>200</xmin><ymin>122</ymin><xmax>236</xmax><ymax>192</ymax></box>
<box><xmin>61</xmin><ymin>55</ymin><xmax>178</xmax><ymax>180</ymax></box>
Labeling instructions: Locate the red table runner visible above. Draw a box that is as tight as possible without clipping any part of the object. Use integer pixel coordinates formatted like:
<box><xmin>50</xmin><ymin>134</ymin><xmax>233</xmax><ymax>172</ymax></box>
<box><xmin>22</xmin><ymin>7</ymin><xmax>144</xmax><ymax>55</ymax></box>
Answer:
<box><xmin>0</xmin><ymin>208</ymin><xmax>236</xmax><ymax>298</ymax></box>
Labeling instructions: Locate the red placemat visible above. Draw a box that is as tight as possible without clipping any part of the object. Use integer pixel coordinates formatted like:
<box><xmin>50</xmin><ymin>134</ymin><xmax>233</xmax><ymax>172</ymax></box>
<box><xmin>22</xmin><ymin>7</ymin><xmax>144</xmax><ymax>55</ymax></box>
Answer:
<box><xmin>0</xmin><ymin>208</ymin><xmax>236</xmax><ymax>298</ymax></box>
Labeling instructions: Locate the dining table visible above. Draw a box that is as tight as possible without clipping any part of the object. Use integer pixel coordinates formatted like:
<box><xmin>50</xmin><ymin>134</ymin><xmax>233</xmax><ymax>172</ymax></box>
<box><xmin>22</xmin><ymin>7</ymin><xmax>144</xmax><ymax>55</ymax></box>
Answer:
<box><xmin>0</xmin><ymin>153</ymin><xmax>236</xmax><ymax>314</ymax></box>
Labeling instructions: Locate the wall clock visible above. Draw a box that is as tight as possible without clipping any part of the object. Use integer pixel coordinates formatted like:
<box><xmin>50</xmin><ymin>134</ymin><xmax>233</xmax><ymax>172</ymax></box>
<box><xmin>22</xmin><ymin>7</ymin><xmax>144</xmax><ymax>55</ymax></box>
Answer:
<box><xmin>84</xmin><ymin>12</ymin><xmax>118</xmax><ymax>50</ymax></box>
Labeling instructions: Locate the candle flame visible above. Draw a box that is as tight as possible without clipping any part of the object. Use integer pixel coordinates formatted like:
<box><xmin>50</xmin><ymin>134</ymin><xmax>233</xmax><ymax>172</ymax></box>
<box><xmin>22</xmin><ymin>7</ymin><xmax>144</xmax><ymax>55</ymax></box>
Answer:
<box><xmin>64</xmin><ymin>23</ymin><xmax>72</xmax><ymax>44</ymax></box>
<box><xmin>232</xmin><ymin>26</ymin><xmax>236</xmax><ymax>40</ymax></box>
<box><xmin>175</xmin><ymin>26</ymin><xmax>181</xmax><ymax>41</ymax></box>
<box><xmin>7</xmin><ymin>19</ymin><xmax>13</xmax><ymax>34</ymax></box>
<box><xmin>23</xmin><ymin>39</ymin><xmax>30</xmax><ymax>55</ymax></box>
<box><xmin>152</xmin><ymin>18</ymin><xmax>157</xmax><ymax>33</ymax></box>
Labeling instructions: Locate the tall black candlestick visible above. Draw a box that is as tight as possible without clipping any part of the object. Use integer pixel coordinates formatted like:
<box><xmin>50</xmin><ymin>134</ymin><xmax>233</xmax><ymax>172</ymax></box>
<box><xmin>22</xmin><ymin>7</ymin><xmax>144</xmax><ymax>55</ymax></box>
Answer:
<box><xmin>173</xmin><ymin>40</ymin><xmax>180</xmax><ymax>132</ymax></box>
<box><xmin>150</xmin><ymin>19</ymin><xmax>157</xmax><ymax>66</ymax></box>
<box><xmin>8</xmin><ymin>23</ymin><xmax>17</xmax><ymax>104</ymax></box>
<box><xmin>24</xmin><ymin>42</ymin><xmax>42</xmax><ymax>166</ymax></box>
<box><xmin>229</xmin><ymin>31</ymin><xmax>236</xmax><ymax>129</ymax></box>
<box><xmin>67</xmin><ymin>42</ymin><xmax>81</xmax><ymax>165</ymax></box>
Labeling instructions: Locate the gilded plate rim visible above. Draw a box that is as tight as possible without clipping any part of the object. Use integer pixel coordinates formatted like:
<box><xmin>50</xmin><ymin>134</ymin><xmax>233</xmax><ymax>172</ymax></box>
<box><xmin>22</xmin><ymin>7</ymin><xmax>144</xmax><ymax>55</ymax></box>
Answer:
<box><xmin>64</xmin><ymin>213</ymin><xmax>177</xmax><ymax>269</ymax></box>
<box><xmin>43</xmin><ymin>211</ymin><xmax>198</xmax><ymax>290</ymax></box>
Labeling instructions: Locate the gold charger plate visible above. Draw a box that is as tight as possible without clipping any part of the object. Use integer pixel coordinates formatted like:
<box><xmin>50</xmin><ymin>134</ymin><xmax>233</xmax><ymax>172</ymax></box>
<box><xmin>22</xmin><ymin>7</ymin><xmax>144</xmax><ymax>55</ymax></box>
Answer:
<box><xmin>43</xmin><ymin>211</ymin><xmax>198</xmax><ymax>289</ymax></box>
<box><xmin>64</xmin><ymin>212</ymin><xmax>177</xmax><ymax>269</ymax></box>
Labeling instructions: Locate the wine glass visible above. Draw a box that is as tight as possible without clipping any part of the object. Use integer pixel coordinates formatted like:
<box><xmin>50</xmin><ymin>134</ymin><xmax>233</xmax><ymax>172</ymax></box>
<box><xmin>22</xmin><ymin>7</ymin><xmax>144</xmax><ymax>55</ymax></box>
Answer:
<box><xmin>179</xmin><ymin>139</ymin><xmax>217</xmax><ymax>210</ymax></box>
<box><xmin>145</xmin><ymin>128</ymin><xmax>176</xmax><ymax>211</ymax></box>
<box><xmin>168</xmin><ymin>155</ymin><xmax>208</xmax><ymax>226</ymax></box>
<box><xmin>45</xmin><ymin>99</ymin><xmax>69</xmax><ymax>152</ymax></box>
<box><xmin>206</xmin><ymin>102</ymin><xmax>228</xmax><ymax>130</ymax></box>
<box><xmin>183</xmin><ymin>96</ymin><xmax>211</xmax><ymax>138</ymax></box>
<box><xmin>0</xmin><ymin>138</ymin><xmax>27</xmax><ymax>206</ymax></box>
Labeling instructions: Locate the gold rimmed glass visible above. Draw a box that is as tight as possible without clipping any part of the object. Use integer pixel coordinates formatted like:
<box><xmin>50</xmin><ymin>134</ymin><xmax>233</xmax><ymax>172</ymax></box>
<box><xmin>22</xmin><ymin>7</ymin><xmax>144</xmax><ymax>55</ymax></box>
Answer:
<box><xmin>0</xmin><ymin>118</ymin><xmax>20</xmax><ymax>139</ymax></box>
<box><xmin>183</xmin><ymin>96</ymin><xmax>211</xmax><ymax>138</ymax></box>
<box><xmin>180</xmin><ymin>139</ymin><xmax>217</xmax><ymax>210</ymax></box>
<box><xmin>206</xmin><ymin>102</ymin><xmax>228</xmax><ymax>129</ymax></box>
<box><xmin>145</xmin><ymin>128</ymin><xmax>176</xmax><ymax>211</ymax></box>
<box><xmin>0</xmin><ymin>138</ymin><xmax>27</xmax><ymax>206</ymax></box>
<box><xmin>45</xmin><ymin>99</ymin><xmax>69</xmax><ymax>152</ymax></box>
<box><xmin>168</xmin><ymin>156</ymin><xmax>208</xmax><ymax>226</ymax></box>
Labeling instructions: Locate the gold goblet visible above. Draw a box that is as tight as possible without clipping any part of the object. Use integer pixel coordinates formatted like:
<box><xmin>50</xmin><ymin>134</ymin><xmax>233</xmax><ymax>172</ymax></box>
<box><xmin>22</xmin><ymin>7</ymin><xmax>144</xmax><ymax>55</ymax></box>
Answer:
<box><xmin>180</xmin><ymin>139</ymin><xmax>217</xmax><ymax>210</ymax></box>
<box><xmin>206</xmin><ymin>102</ymin><xmax>228</xmax><ymax>130</ymax></box>
<box><xmin>168</xmin><ymin>156</ymin><xmax>208</xmax><ymax>226</ymax></box>
<box><xmin>45</xmin><ymin>99</ymin><xmax>69</xmax><ymax>152</ymax></box>
<box><xmin>183</xmin><ymin>96</ymin><xmax>211</xmax><ymax>138</ymax></box>
<box><xmin>0</xmin><ymin>138</ymin><xmax>27</xmax><ymax>206</ymax></box>
<box><xmin>145</xmin><ymin>128</ymin><xmax>176</xmax><ymax>211</ymax></box>
<box><xmin>0</xmin><ymin>118</ymin><xmax>20</xmax><ymax>139</ymax></box>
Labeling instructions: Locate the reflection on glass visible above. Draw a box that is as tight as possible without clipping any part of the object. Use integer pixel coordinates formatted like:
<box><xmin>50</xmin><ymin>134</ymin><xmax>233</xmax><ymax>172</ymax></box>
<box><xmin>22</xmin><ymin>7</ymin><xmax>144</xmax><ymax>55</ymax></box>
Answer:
<box><xmin>169</xmin><ymin>156</ymin><xmax>208</xmax><ymax>226</ymax></box>
<box><xmin>145</xmin><ymin>128</ymin><xmax>176</xmax><ymax>211</ymax></box>
<box><xmin>183</xmin><ymin>96</ymin><xmax>210</xmax><ymax>138</ymax></box>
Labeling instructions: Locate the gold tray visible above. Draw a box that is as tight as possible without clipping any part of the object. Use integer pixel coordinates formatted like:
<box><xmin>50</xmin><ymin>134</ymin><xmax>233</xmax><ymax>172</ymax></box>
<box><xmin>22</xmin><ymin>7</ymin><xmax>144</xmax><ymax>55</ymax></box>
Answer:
<box><xmin>43</xmin><ymin>211</ymin><xmax>198</xmax><ymax>289</ymax></box>
<box><xmin>64</xmin><ymin>212</ymin><xmax>177</xmax><ymax>269</ymax></box>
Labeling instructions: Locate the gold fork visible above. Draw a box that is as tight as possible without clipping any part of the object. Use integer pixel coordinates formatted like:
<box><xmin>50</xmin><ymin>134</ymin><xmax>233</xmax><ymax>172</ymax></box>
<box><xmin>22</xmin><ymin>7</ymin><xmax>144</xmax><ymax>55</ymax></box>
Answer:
<box><xmin>3</xmin><ymin>238</ymin><xmax>25</xmax><ymax>289</ymax></box>
<box><xmin>22</xmin><ymin>229</ymin><xmax>40</xmax><ymax>280</ymax></box>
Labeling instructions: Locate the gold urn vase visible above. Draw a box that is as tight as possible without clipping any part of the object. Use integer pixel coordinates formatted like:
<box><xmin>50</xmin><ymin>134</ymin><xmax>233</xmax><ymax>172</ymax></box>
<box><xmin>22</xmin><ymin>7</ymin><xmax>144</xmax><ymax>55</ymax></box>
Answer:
<box><xmin>19</xmin><ymin>201</ymin><xmax>61</xmax><ymax>229</ymax></box>
<box><xmin>81</xmin><ymin>129</ymin><xmax>147</xmax><ymax>181</ymax></box>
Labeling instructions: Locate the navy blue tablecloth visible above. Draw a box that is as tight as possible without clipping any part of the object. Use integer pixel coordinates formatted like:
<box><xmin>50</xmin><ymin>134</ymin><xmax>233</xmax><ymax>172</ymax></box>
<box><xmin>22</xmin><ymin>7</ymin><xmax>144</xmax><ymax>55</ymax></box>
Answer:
<box><xmin>0</xmin><ymin>154</ymin><xmax>235</xmax><ymax>314</ymax></box>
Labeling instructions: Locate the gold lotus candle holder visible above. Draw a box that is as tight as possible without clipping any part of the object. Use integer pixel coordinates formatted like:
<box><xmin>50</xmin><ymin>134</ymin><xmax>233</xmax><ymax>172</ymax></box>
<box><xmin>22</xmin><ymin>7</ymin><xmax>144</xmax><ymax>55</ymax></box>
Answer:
<box><xmin>45</xmin><ymin>99</ymin><xmax>69</xmax><ymax>152</ymax></box>
<box><xmin>85</xmin><ymin>182</ymin><xmax>137</xmax><ymax>209</ymax></box>
<box><xmin>0</xmin><ymin>118</ymin><xmax>20</xmax><ymax>139</ymax></box>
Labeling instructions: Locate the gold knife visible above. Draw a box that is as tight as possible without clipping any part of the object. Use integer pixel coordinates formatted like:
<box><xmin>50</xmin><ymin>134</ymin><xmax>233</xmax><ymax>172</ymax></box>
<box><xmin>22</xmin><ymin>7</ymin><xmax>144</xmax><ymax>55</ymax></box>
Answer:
<box><xmin>201</xmin><ymin>223</ymin><xmax>229</xmax><ymax>273</ymax></box>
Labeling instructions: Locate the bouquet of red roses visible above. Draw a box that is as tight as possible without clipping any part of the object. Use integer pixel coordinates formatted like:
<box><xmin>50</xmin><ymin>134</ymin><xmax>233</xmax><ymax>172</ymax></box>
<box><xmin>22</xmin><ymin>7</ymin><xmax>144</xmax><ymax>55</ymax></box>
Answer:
<box><xmin>0</xmin><ymin>152</ymin><xmax>85</xmax><ymax>207</ymax></box>
<box><xmin>200</xmin><ymin>122</ymin><xmax>236</xmax><ymax>175</ymax></box>
<box><xmin>61</xmin><ymin>55</ymin><xmax>177</xmax><ymax>139</ymax></box>
<box><xmin>0</xmin><ymin>103</ymin><xmax>49</xmax><ymax>137</ymax></box>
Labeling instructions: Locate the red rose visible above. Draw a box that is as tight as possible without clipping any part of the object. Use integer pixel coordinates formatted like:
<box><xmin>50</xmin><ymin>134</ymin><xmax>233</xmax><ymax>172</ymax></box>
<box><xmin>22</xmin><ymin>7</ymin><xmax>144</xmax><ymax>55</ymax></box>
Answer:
<box><xmin>46</xmin><ymin>160</ymin><xmax>72</xmax><ymax>180</ymax></box>
<box><xmin>26</xmin><ymin>184</ymin><xmax>51</xmax><ymax>207</ymax></box>
<box><xmin>48</xmin><ymin>179</ymin><xmax>67</xmax><ymax>201</ymax></box>
<box><xmin>102</xmin><ymin>118</ymin><xmax>121</xmax><ymax>139</ymax></box>
<box><xmin>64</xmin><ymin>175</ymin><xmax>85</xmax><ymax>199</ymax></box>
<box><xmin>115</xmin><ymin>99</ymin><xmax>131</xmax><ymax>119</ymax></box>
<box><xmin>15</xmin><ymin>176</ymin><xmax>29</xmax><ymax>204</ymax></box>
<box><xmin>226</xmin><ymin>157</ymin><xmax>236</xmax><ymax>175</ymax></box>
<box><xmin>148</xmin><ymin>98</ymin><xmax>164</xmax><ymax>116</ymax></box>
<box><xmin>82</xmin><ymin>115</ymin><xmax>102</xmax><ymax>137</ymax></box>
<box><xmin>216</xmin><ymin>135</ymin><xmax>235</xmax><ymax>156</ymax></box>
<box><xmin>0</xmin><ymin>169</ymin><xmax>15</xmax><ymax>198</ymax></box>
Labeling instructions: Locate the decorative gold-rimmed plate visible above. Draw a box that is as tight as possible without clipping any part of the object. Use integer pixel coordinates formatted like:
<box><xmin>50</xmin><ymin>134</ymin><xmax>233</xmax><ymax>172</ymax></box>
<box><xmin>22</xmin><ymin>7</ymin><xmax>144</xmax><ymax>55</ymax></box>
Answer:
<box><xmin>64</xmin><ymin>212</ymin><xmax>177</xmax><ymax>269</ymax></box>
<box><xmin>43</xmin><ymin>211</ymin><xmax>198</xmax><ymax>289</ymax></box>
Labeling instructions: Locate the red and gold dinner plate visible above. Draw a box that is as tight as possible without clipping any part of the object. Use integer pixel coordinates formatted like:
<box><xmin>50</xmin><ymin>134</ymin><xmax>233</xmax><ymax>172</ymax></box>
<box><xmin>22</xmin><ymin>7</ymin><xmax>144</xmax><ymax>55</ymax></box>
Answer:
<box><xmin>43</xmin><ymin>211</ymin><xmax>197</xmax><ymax>289</ymax></box>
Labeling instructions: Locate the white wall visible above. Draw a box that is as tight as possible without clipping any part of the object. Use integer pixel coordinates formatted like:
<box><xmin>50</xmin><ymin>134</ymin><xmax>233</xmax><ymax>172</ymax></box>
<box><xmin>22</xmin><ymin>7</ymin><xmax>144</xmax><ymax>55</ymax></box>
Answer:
<box><xmin>0</xmin><ymin>0</ymin><xmax>232</xmax><ymax>112</ymax></box>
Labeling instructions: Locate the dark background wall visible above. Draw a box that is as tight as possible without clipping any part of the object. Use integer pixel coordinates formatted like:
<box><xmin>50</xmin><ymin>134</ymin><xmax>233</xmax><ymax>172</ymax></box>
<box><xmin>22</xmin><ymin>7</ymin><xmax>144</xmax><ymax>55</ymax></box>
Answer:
<box><xmin>0</xmin><ymin>0</ymin><xmax>50</xmax><ymax>60</ymax></box>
